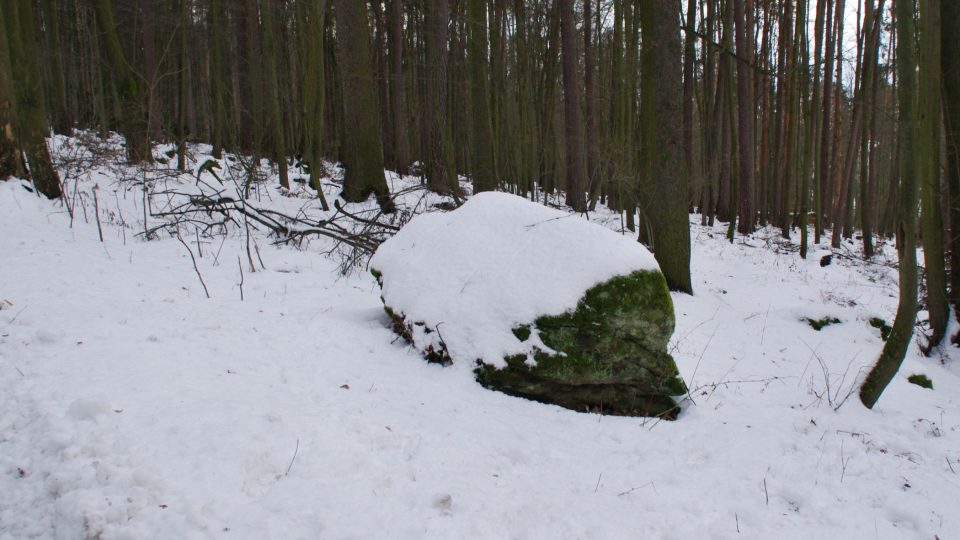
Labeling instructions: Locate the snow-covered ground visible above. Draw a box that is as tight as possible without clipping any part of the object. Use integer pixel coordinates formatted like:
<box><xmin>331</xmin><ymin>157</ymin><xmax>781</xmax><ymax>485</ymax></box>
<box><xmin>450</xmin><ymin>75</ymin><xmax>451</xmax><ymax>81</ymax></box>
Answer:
<box><xmin>1</xmin><ymin>138</ymin><xmax>958</xmax><ymax>539</ymax></box>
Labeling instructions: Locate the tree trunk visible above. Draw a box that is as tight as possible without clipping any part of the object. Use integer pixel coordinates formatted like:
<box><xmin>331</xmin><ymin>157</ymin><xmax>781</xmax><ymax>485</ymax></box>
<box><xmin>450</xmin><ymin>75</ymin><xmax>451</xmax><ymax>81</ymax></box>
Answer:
<box><xmin>333</xmin><ymin>0</ymin><xmax>393</xmax><ymax>211</ymax></box>
<box><xmin>92</xmin><ymin>0</ymin><xmax>149</xmax><ymax>163</ymax></box>
<box><xmin>944</xmin><ymin>0</ymin><xmax>960</xmax><ymax>310</ymax></box>
<box><xmin>467</xmin><ymin>0</ymin><xmax>497</xmax><ymax>192</ymax></box>
<box><xmin>6</xmin><ymin>0</ymin><xmax>62</xmax><ymax>198</ymax></box>
<box><xmin>682</xmin><ymin>0</ymin><xmax>697</xmax><ymax>215</ymax></box>
<box><xmin>389</xmin><ymin>0</ymin><xmax>410</xmax><ymax>175</ymax></box>
<box><xmin>558</xmin><ymin>0</ymin><xmax>587</xmax><ymax>212</ymax></box>
<box><xmin>208</xmin><ymin>0</ymin><xmax>230</xmax><ymax>159</ymax></box>
<box><xmin>0</xmin><ymin>2</ymin><xmax>23</xmax><ymax>180</ymax></box>
<box><xmin>302</xmin><ymin>0</ymin><xmax>330</xmax><ymax>210</ymax></box>
<box><xmin>860</xmin><ymin>0</ymin><xmax>882</xmax><ymax>258</ymax></box>
<box><xmin>584</xmin><ymin>0</ymin><xmax>599</xmax><ymax>205</ymax></box>
<box><xmin>638</xmin><ymin>0</ymin><xmax>693</xmax><ymax>293</ymax></box>
<box><xmin>423</xmin><ymin>0</ymin><xmax>459</xmax><ymax>197</ymax></box>
<box><xmin>733</xmin><ymin>0</ymin><xmax>755</xmax><ymax>234</ymax></box>
<box><xmin>815</xmin><ymin>0</ymin><xmax>835</xmax><ymax>242</ymax></box>
<box><xmin>174</xmin><ymin>0</ymin><xmax>189</xmax><ymax>171</ymax></box>
<box><xmin>39</xmin><ymin>0</ymin><xmax>71</xmax><ymax>134</ymax></box>
<box><xmin>860</xmin><ymin>0</ymin><xmax>919</xmax><ymax>409</ymax></box>
<box><xmin>139</xmin><ymin>0</ymin><xmax>161</xmax><ymax>142</ymax></box>
<box><xmin>800</xmin><ymin>0</ymin><xmax>813</xmax><ymax>258</ymax></box>
<box><xmin>918</xmin><ymin>0</ymin><xmax>948</xmax><ymax>349</ymax></box>
<box><xmin>261</xmin><ymin>0</ymin><xmax>289</xmax><ymax>189</ymax></box>
<box><xmin>831</xmin><ymin>1</ymin><xmax>870</xmax><ymax>249</ymax></box>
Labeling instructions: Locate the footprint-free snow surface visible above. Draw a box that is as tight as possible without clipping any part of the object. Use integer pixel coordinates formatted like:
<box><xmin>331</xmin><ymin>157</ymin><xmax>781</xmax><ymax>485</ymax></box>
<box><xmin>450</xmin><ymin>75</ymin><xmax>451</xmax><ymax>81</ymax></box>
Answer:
<box><xmin>1</xmin><ymin>147</ymin><xmax>959</xmax><ymax>539</ymax></box>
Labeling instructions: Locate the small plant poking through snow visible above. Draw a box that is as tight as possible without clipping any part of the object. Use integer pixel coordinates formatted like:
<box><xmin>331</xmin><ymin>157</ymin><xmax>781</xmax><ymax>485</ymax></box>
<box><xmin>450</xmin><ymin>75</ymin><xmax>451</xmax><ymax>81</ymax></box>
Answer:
<box><xmin>804</xmin><ymin>316</ymin><xmax>841</xmax><ymax>331</ymax></box>
<box><xmin>868</xmin><ymin>317</ymin><xmax>892</xmax><ymax>341</ymax></box>
<box><xmin>907</xmin><ymin>373</ymin><xmax>933</xmax><ymax>389</ymax></box>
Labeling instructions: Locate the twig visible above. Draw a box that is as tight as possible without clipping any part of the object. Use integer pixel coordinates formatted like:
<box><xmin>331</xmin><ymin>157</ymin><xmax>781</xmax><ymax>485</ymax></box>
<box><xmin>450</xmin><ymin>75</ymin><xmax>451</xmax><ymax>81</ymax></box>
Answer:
<box><xmin>334</xmin><ymin>199</ymin><xmax>401</xmax><ymax>231</ymax></box>
<box><xmin>763</xmin><ymin>477</ymin><xmax>769</xmax><ymax>505</ymax></box>
<box><xmin>142</xmin><ymin>171</ymin><xmax>150</xmax><ymax>240</ymax></box>
<box><xmin>840</xmin><ymin>440</ymin><xmax>850</xmax><ymax>483</ymax></box>
<box><xmin>237</xmin><ymin>256</ymin><xmax>244</xmax><ymax>301</ymax></box>
<box><xmin>114</xmin><ymin>191</ymin><xmax>126</xmax><ymax>245</ymax></box>
<box><xmin>213</xmin><ymin>234</ymin><xmax>227</xmax><ymax>266</ymax></box>
<box><xmin>254</xmin><ymin>241</ymin><xmax>265</xmax><ymax>270</ymax></box>
<box><xmin>176</xmin><ymin>233</ymin><xmax>210</xmax><ymax>298</ymax></box>
<box><xmin>760</xmin><ymin>304</ymin><xmax>770</xmax><ymax>345</ymax></box>
<box><xmin>92</xmin><ymin>186</ymin><xmax>104</xmax><ymax>242</ymax></box>
<box><xmin>617</xmin><ymin>482</ymin><xmax>655</xmax><ymax>496</ymax></box>
<box><xmin>8</xmin><ymin>306</ymin><xmax>27</xmax><ymax>325</ymax></box>
<box><xmin>686</xmin><ymin>324</ymin><xmax>719</xmax><ymax>403</ymax></box>
<box><xmin>244</xmin><ymin>212</ymin><xmax>256</xmax><ymax>272</ymax></box>
<box><xmin>947</xmin><ymin>457</ymin><xmax>956</xmax><ymax>475</ymax></box>
<box><xmin>285</xmin><ymin>438</ymin><xmax>300</xmax><ymax>476</ymax></box>
<box><xmin>594</xmin><ymin>473</ymin><xmax>602</xmax><ymax>493</ymax></box>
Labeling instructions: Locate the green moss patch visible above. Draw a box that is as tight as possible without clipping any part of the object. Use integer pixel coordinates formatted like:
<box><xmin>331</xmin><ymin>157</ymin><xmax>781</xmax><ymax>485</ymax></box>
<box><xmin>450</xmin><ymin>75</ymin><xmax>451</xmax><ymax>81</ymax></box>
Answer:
<box><xmin>907</xmin><ymin>373</ymin><xmax>933</xmax><ymax>390</ymax></box>
<box><xmin>475</xmin><ymin>270</ymin><xmax>685</xmax><ymax>419</ymax></box>
<box><xmin>804</xmin><ymin>316</ymin><xmax>841</xmax><ymax>331</ymax></box>
<box><xmin>868</xmin><ymin>317</ymin><xmax>891</xmax><ymax>341</ymax></box>
<box><xmin>512</xmin><ymin>325</ymin><xmax>532</xmax><ymax>342</ymax></box>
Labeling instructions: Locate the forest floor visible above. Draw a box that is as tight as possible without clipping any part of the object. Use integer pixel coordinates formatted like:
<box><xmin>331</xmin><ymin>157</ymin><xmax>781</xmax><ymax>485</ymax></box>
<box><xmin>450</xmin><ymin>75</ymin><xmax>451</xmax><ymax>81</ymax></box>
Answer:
<box><xmin>1</xmin><ymin>137</ymin><xmax>958</xmax><ymax>539</ymax></box>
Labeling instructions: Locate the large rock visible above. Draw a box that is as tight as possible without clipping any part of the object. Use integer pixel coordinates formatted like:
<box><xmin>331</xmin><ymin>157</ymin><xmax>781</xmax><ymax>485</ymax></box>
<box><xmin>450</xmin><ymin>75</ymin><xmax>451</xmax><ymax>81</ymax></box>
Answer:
<box><xmin>370</xmin><ymin>192</ymin><xmax>685</xmax><ymax>419</ymax></box>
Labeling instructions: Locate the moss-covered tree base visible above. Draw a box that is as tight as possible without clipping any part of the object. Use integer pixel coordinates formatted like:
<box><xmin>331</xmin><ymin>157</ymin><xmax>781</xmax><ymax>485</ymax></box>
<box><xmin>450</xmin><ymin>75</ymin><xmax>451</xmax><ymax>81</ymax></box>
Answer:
<box><xmin>475</xmin><ymin>270</ymin><xmax>685</xmax><ymax>419</ymax></box>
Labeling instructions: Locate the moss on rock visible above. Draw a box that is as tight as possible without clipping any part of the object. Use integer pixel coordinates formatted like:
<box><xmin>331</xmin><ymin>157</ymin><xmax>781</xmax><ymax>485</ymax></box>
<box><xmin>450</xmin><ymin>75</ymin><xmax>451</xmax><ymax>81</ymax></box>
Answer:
<box><xmin>475</xmin><ymin>270</ymin><xmax>685</xmax><ymax>419</ymax></box>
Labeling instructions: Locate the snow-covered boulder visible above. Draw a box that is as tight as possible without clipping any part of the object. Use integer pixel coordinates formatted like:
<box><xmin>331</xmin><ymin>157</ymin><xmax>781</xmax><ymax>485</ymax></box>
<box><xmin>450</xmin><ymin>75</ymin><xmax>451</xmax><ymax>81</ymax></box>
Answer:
<box><xmin>370</xmin><ymin>192</ymin><xmax>685</xmax><ymax>418</ymax></box>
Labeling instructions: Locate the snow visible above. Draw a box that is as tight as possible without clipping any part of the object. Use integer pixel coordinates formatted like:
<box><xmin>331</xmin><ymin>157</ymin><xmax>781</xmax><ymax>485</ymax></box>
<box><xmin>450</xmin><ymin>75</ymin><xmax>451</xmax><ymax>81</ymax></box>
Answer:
<box><xmin>1</xmin><ymin>137</ymin><xmax>959</xmax><ymax>539</ymax></box>
<box><xmin>370</xmin><ymin>191</ymin><xmax>660</xmax><ymax>367</ymax></box>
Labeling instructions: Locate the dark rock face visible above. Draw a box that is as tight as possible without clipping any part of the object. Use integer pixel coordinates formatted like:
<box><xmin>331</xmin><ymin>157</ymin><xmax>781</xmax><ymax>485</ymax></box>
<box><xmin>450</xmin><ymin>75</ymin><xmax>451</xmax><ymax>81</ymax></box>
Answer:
<box><xmin>473</xmin><ymin>270</ymin><xmax>685</xmax><ymax>419</ymax></box>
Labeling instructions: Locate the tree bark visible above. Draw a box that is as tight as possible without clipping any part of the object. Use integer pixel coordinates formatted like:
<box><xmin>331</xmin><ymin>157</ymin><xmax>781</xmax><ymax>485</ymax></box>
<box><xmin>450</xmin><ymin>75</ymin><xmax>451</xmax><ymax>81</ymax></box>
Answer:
<box><xmin>6</xmin><ymin>0</ymin><xmax>62</xmax><ymax>198</ymax></box>
<box><xmin>139</xmin><ymin>0</ymin><xmax>160</xmax><ymax>142</ymax></box>
<box><xmin>584</xmin><ymin>0</ymin><xmax>599</xmax><ymax>206</ymax></box>
<box><xmin>423</xmin><ymin>0</ymin><xmax>459</xmax><ymax>197</ymax></box>
<box><xmin>39</xmin><ymin>0</ymin><xmax>70</xmax><ymax>134</ymax></box>
<box><xmin>92</xmin><ymin>0</ymin><xmax>149</xmax><ymax>163</ymax></box>
<box><xmin>467</xmin><ymin>0</ymin><xmax>497</xmax><ymax>192</ymax></box>
<box><xmin>302</xmin><ymin>0</ymin><xmax>330</xmax><ymax>210</ymax></box>
<box><xmin>815</xmin><ymin>0</ymin><xmax>835</xmax><ymax>242</ymax></box>
<box><xmin>261</xmin><ymin>0</ymin><xmax>289</xmax><ymax>189</ymax></box>
<box><xmin>860</xmin><ymin>0</ymin><xmax>919</xmax><ymax>409</ymax></box>
<box><xmin>388</xmin><ymin>0</ymin><xmax>410</xmax><ymax>175</ymax></box>
<box><xmin>733</xmin><ymin>0</ymin><xmax>755</xmax><ymax>234</ymax></box>
<box><xmin>944</xmin><ymin>0</ymin><xmax>960</xmax><ymax>310</ymax></box>
<box><xmin>558</xmin><ymin>0</ymin><xmax>587</xmax><ymax>212</ymax></box>
<box><xmin>918</xmin><ymin>0</ymin><xmax>948</xmax><ymax>349</ymax></box>
<box><xmin>333</xmin><ymin>0</ymin><xmax>393</xmax><ymax>211</ymax></box>
<box><xmin>860</xmin><ymin>0</ymin><xmax>883</xmax><ymax>258</ymax></box>
<box><xmin>0</xmin><ymin>2</ymin><xmax>23</xmax><ymax>180</ymax></box>
<box><xmin>638</xmin><ymin>0</ymin><xmax>693</xmax><ymax>293</ymax></box>
<box><xmin>682</xmin><ymin>0</ymin><xmax>697</xmax><ymax>215</ymax></box>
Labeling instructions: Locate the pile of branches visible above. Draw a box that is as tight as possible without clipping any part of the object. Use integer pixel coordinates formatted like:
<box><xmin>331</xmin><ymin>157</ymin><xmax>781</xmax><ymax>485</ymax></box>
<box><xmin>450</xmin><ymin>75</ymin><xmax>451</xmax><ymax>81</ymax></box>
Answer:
<box><xmin>148</xmin><ymin>190</ymin><xmax>392</xmax><ymax>251</ymax></box>
<box><xmin>144</xmin><ymin>178</ymin><xmax>433</xmax><ymax>272</ymax></box>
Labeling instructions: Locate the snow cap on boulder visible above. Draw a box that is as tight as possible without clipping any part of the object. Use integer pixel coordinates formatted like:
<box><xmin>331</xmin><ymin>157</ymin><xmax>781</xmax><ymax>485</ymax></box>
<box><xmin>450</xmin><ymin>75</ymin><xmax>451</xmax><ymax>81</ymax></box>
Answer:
<box><xmin>371</xmin><ymin>192</ymin><xmax>660</xmax><ymax>367</ymax></box>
